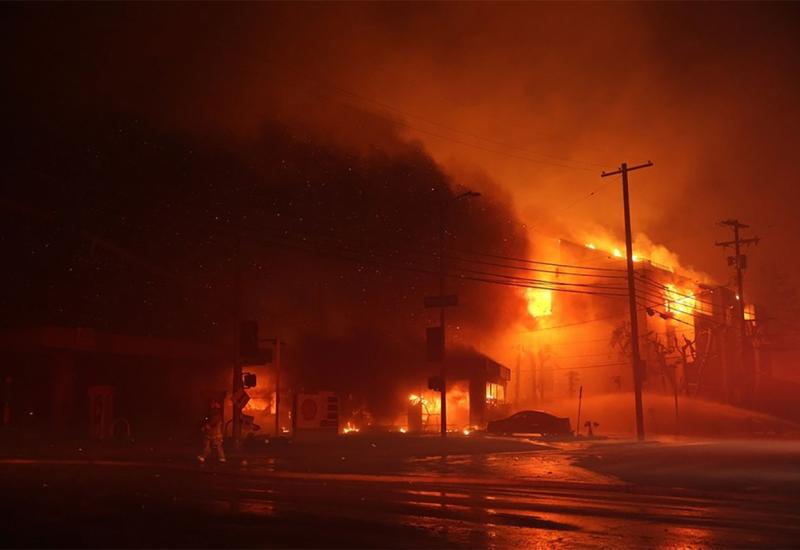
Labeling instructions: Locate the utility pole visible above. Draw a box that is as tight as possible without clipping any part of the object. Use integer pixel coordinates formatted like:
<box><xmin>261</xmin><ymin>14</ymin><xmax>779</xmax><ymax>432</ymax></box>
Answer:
<box><xmin>438</xmin><ymin>199</ymin><xmax>447</xmax><ymax>438</ymax></box>
<box><xmin>601</xmin><ymin>161</ymin><xmax>653</xmax><ymax>441</ymax></box>
<box><xmin>514</xmin><ymin>344</ymin><xmax>522</xmax><ymax>406</ymax></box>
<box><xmin>715</xmin><ymin>220</ymin><xmax>759</xmax><ymax>405</ymax></box>
<box><xmin>434</xmin><ymin>190</ymin><xmax>480</xmax><ymax>438</ymax></box>
<box><xmin>232</xmin><ymin>233</ymin><xmax>243</xmax><ymax>450</ymax></box>
<box><xmin>274</xmin><ymin>337</ymin><xmax>282</xmax><ymax>436</ymax></box>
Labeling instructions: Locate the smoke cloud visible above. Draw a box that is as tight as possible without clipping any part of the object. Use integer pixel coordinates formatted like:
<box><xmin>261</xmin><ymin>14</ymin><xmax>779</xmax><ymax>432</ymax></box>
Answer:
<box><xmin>3</xmin><ymin>3</ymin><xmax>800</xmax><ymax>415</ymax></box>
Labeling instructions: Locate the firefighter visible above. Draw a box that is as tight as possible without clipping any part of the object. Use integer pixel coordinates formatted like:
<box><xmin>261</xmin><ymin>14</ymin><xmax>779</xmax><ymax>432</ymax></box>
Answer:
<box><xmin>197</xmin><ymin>400</ymin><xmax>226</xmax><ymax>464</ymax></box>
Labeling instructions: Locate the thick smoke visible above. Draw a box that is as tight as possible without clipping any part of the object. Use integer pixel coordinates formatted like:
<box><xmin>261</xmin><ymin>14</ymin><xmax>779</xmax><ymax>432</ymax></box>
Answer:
<box><xmin>3</xmin><ymin>3</ymin><xmax>800</xmax><ymax>417</ymax></box>
<box><xmin>5</xmin><ymin>3</ymin><xmax>800</xmax><ymax>306</ymax></box>
<box><xmin>2</xmin><ymin>105</ymin><xmax>528</xmax><ymax>418</ymax></box>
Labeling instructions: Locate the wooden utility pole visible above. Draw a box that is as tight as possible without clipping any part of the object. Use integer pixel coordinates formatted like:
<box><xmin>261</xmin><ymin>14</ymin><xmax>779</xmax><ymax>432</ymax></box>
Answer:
<box><xmin>274</xmin><ymin>337</ymin><xmax>282</xmax><ymax>436</ymax></box>
<box><xmin>434</xmin><ymin>190</ymin><xmax>480</xmax><ymax>438</ymax></box>
<box><xmin>438</xmin><ymin>200</ymin><xmax>448</xmax><ymax>438</ymax></box>
<box><xmin>601</xmin><ymin>161</ymin><xmax>653</xmax><ymax>442</ymax></box>
<box><xmin>232</xmin><ymin>234</ymin><xmax>243</xmax><ymax>449</ymax></box>
<box><xmin>715</xmin><ymin>220</ymin><xmax>759</xmax><ymax>404</ymax></box>
<box><xmin>514</xmin><ymin>345</ymin><xmax>522</xmax><ymax>406</ymax></box>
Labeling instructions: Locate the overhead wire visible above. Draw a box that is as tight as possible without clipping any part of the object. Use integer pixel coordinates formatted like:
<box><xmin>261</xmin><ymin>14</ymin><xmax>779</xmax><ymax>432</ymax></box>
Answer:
<box><xmin>446</xmin><ymin>253</ymin><xmax>628</xmax><ymax>280</ymax></box>
<box><xmin>234</xmin><ymin>198</ymin><xmax>630</xmax><ymax>276</ymax></box>
<box><xmin>450</xmin><ymin>247</ymin><xmax>626</xmax><ymax>273</ymax></box>
<box><xmin>517</xmin><ymin>313</ymin><xmax>626</xmax><ymax>333</ymax></box>
<box><xmin>247</xmin><ymin>228</ymin><xmax>630</xmax><ymax>299</ymax></box>
<box><xmin>240</xmin><ymin>219</ymin><xmax>742</xmax><ymax>328</ymax></box>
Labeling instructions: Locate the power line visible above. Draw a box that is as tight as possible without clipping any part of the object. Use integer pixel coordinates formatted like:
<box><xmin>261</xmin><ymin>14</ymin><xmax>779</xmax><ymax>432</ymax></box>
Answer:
<box><xmin>249</xmin><ymin>230</ymin><xmax>630</xmax><ymax>299</ymax></box>
<box><xmin>549</xmin><ymin>362</ymin><xmax>628</xmax><ymax>372</ymax></box>
<box><xmin>552</xmin><ymin>181</ymin><xmax>613</xmax><ymax>218</ymax></box>
<box><xmin>633</xmin><ymin>284</ymin><xmax>727</xmax><ymax>325</ymax></box>
<box><xmin>235</xmin><ymin>203</ymin><xmax>629</xmax><ymax>276</ymax></box>
<box><xmin>451</xmin><ymin>247</ymin><xmax>626</xmax><ymax>273</ymax></box>
<box><xmin>634</xmin><ymin>294</ymin><xmax>726</xmax><ymax>329</ymax></box>
<box><xmin>239</xmin><ymin>216</ymin><xmax>631</xmax><ymax>283</ymax></box>
<box><xmin>635</xmin><ymin>274</ymin><xmax>718</xmax><ymax>310</ymax></box>
<box><xmin>517</xmin><ymin>313</ymin><xmax>626</xmax><ymax>333</ymax></box>
<box><xmin>447</xmin><ymin>253</ymin><xmax>628</xmax><ymax>279</ymax></box>
<box><xmin>243</xmin><ymin>221</ymin><xmax>740</xmax><ymax>327</ymax></box>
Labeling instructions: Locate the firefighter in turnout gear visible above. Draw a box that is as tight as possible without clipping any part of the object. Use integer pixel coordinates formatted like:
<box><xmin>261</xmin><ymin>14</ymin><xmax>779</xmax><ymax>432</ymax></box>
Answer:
<box><xmin>197</xmin><ymin>400</ymin><xmax>225</xmax><ymax>463</ymax></box>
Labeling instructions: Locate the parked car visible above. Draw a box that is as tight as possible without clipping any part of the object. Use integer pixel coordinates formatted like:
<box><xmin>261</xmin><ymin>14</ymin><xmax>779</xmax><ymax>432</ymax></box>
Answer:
<box><xmin>487</xmin><ymin>410</ymin><xmax>571</xmax><ymax>436</ymax></box>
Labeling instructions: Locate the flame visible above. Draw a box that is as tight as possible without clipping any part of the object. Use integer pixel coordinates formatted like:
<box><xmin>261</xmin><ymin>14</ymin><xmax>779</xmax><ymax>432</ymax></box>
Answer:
<box><xmin>664</xmin><ymin>283</ymin><xmax>696</xmax><ymax>316</ymax></box>
<box><xmin>244</xmin><ymin>398</ymin><xmax>270</xmax><ymax>412</ymax></box>
<box><xmin>405</xmin><ymin>386</ymin><xmax>471</xmax><ymax>433</ymax></box>
<box><xmin>525</xmin><ymin>288</ymin><xmax>552</xmax><ymax>318</ymax></box>
<box><xmin>342</xmin><ymin>421</ymin><xmax>360</xmax><ymax>434</ymax></box>
<box><xmin>579</xmin><ymin>233</ymin><xmax>708</xmax><ymax>276</ymax></box>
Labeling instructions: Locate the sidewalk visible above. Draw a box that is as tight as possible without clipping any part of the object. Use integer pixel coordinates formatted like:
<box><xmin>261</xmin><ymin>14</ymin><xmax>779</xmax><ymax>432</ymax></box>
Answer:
<box><xmin>574</xmin><ymin>439</ymin><xmax>800</xmax><ymax>496</ymax></box>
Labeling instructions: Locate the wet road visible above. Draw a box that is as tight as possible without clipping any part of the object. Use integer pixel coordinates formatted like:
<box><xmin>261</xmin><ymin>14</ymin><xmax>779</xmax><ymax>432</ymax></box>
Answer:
<box><xmin>1</xmin><ymin>444</ymin><xmax>799</xmax><ymax>548</ymax></box>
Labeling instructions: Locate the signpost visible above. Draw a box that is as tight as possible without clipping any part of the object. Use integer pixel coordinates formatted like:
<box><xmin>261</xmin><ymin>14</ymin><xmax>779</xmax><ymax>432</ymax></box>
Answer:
<box><xmin>232</xmin><ymin>388</ymin><xmax>250</xmax><ymax>411</ymax></box>
<box><xmin>424</xmin><ymin>294</ymin><xmax>459</xmax><ymax>436</ymax></box>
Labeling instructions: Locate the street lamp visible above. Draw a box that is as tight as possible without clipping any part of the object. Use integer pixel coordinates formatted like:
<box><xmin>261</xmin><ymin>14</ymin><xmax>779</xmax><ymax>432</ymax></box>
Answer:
<box><xmin>438</xmin><ymin>189</ymin><xmax>481</xmax><ymax>438</ymax></box>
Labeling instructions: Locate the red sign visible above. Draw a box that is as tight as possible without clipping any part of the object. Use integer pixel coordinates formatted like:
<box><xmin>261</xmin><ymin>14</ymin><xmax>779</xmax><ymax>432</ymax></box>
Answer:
<box><xmin>300</xmin><ymin>398</ymin><xmax>318</xmax><ymax>421</ymax></box>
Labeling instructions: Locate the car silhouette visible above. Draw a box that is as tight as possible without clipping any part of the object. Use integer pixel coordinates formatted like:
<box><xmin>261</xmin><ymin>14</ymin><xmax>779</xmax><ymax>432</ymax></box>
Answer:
<box><xmin>487</xmin><ymin>410</ymin><xmax>572</xmax><ymax>436</ymax></box>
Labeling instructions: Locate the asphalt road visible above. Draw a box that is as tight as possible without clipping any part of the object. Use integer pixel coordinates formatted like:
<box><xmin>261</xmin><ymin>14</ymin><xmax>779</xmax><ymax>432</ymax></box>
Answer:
<box><xmin>1</xmin><ymin>440</ymin><xmax>799</xmax><ymax>548</ymax></box>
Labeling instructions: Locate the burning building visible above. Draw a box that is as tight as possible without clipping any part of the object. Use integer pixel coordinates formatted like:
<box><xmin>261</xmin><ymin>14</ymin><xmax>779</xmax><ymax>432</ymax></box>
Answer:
<box><xmin>512</xmin><ymin>235</ymin><xmax>774</xmax><ymax>415</ymax></box>
<box><xmin>406</xmin><ymin>347</ymin><xmax>511</xmax><ymax>433</ymax></box>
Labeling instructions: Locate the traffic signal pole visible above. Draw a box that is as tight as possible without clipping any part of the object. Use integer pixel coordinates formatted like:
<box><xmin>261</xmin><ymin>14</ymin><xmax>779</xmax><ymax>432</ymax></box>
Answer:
<box><xmin>232</xmin><ymin>234</ymin><xmax>243</xmax><ymax>449</ymax></box>
<box><xmin>274</xmin><ymin>337</ymin><xmax>281</xmax><ymax>436</ymax></box>
<box><xmin>601</xmin><ymin>161</ymin><xmax>652</xmax><ymax>442</ymax></box>
<box><xmin>436</xmin><ymin>190</ymin><xmax>480</xmax><ymax>438</ymax></box>
<box><xmin>438</xmin><ymin>200</ymin><xmax>448</xmax><ymax>438</ymax></box>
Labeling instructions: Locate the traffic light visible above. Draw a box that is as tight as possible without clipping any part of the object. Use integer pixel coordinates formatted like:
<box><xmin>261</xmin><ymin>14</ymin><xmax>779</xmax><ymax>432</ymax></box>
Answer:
<box><xmin>242</xmin><ymin>372</ymin><xmax>257</xmax><ymax>388</ymax></box>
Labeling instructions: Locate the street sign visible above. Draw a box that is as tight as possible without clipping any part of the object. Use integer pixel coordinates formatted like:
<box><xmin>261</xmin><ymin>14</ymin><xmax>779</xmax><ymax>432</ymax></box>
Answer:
<box><xmin>424</xmin><ymin>294</ymin><xmax>458</xmax><ymax>308</ymax></box>
<box><xmin>294</xmin><ymin>392</ymin><xmax>339</xmax><ymax>431</ymax></box>
<box><xmin>232</xmin><ymin>389</ymin><xmax>250</xmax><ymax>410</ymax></box>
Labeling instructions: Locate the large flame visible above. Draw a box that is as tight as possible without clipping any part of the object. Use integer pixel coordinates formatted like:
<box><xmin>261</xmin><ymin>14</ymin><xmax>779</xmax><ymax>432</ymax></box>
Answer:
<box><xmin>664</xmin><ymin>283</ymin><xmax>696</xmax><ymax>316</ymax></box>
<box><xmin>591</xmin><ymin>242</ymin><xmax>648</xmax><ymax>265</ymax></box>
<box><xmin>525</xmin><ymin>288</ymin><xmax>553</xmax><ymax>318</ymax></box>
<box><xmin>577</xmin><ymin>233</ymin><xmax>712</xmax><ymax>275</ymax></box>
